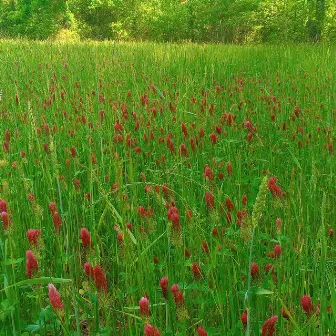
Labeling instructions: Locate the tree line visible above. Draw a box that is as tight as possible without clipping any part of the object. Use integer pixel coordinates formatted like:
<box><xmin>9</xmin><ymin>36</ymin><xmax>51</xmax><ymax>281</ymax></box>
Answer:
<box><xmin>0</xmin><ymin>0</ymin><xmax>335</xmax><ymax>42</ymax></box>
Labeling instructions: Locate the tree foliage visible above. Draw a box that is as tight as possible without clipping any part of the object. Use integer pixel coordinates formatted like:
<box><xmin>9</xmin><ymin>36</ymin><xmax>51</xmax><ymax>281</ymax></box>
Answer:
<box><xmin>0</xmin><ymin>0</ymin><xmax>335</xmax><ymax>42</ymax></box>
<box><xmin>0</xmin><ymin>0</ymin><xmax>67</xmax><ymax>39</ymax></box>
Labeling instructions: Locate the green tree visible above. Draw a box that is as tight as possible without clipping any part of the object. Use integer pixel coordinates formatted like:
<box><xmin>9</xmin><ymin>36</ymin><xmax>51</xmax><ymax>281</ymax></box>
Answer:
<box><xmin>0</xmin><ymin>0</ymin><xmax>67</xmax><ymax>39</ymax></box>
<box><xmin>1</xmin><ymin>0</ymin><xmax>335</xmax><ymax>42</ymax></box>
<box><xmin>69</xmin><ymin>0</ymin><xmax>125</xmax><ymax>39</ymax></box>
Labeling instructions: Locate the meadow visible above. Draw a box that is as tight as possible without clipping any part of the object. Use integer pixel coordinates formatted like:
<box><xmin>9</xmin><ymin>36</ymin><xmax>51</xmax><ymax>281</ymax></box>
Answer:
<box><xmin>0</xmin><ymin>41</ymin><xmax>335</xmax><ymax>335</ymax></box>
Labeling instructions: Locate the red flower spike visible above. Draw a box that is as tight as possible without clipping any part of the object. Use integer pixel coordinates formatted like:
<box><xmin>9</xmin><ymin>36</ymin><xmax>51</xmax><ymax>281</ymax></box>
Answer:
<box><xmin>197</xmin><ymin>326</ymin><xmax>208</xmax><ymax>336</ymax></box>
<box><xmin>181</xmin><ymin>122</ymin><xmax>188</xmax><ymax>138</ymax></box>
<box><xmin>171</xmin><ymin>284</ymin><xmax>180</xmax><ymax>294</ymax></box>
<box><xmin>73</xmin><ymin>179</ymin><xmax>81</xmax><ymax>190</ymax></box>
<box><xmin>26</xmin><ymin>229</ymin><xmax>41</xmax><ymax>246</ymax></box>
<box><xmin>84</xmin><ymin>262</ymin><xmax>94</xmax><ymax>278</ymax></box>
<box><xmin>244</xmin><ymin>121</ymin><xmax>256</xmax><ymax>133</ymax></box>
<box><xmin>139</xmin><ymin>297</ymin><xmax>151</xmax><ymax>317</ymax></box>
<box><xmin>209</xmin><ymin>133</ymin><xmax>217</xmax><ymax>145</ymax></box>
<box><xmin>4</xmin><ymin>129</ymin><xmax>10</xmax><ymax>142</ymax></box>
<box><xmin>226</xmin><ymin>162</ymin><xmax>233</xmax><ymax>177</ymax></box>
<box><xmin>80</xmin><ymin>228</ymin><xmax>92</xmax><ymax>248</ymax></box>
<box><xmin>265</xmin><ymin>263</ymin><xmax>274</xmax><ymax>274</ymax></box>
<box><xmin>167</xmin><ymin>205</ymin><xmax>181</xmax><ymax>231</ymax></box>
<box><xmin>70</xmin><ymin>147</ymin><xmax>77</xmax><ymax>157</ymax></box>
<box><xmin>201</xmin><ymin>240</ymin><xmax>209</xmax><ymax>254</ymax></box>
<box><xmin>225</xmin><ymin>198</ymin><xmax>234</xmax><ymax>212</ymax></box>
<box><xmin>3</xmin><ymin>141</ymin><xmax>9</xmax><ymax>153</ymax></box>
<box><xmin>48</xmin><ymin>284</ymin><xmax>63</xmax><ymax>310</ymax></box>
<box><xmin>93</xmin><ymin>265</ymin><xmax>108</xmax><ymax>292</ymax></box>
<box><xmin>301</xmin><ymin>295</ymin><xmax>315</xmax><ymax>316</ymax></box>
<box><xmin>186</xmin><ymin>210</ymin><xmax>193</xmax><ymax>222</ymax></box>
<box><xmin>192</xmin><ymin>262</ymin><xmax>202</xmax><ymax>279</ymax></box>
<box><xmin>179</xmin><ymin>143</ymin><xmax>188</xmax><ymax>156</ymax></box>
<box><xmin>91</xmin><ymin>153</ymin><xmax>97</xmax><ymax>164</ymax></box>
<box><xmin>99</xmin><ymin>109</ymin><xmax>105</xmax><ymax>120</ymax></box>
<box><xmin>42</xmin><ymin>143</ymin><xmax>50</xmax><ymax>153</ymax></box>
<box><xmin>247</xmin><ymin>132</ymin><xmax>253</xmax><ymax>142</ymax></box>
<box><xmin>280</xmin><ymin>307</ymin><xmax>290</xmax><ymax>320</ymax></box>
<box><xmin>160</xmin><ymin>277</ymin><xmax>169</xmax><ymax>299</ymax></box>
<box><xmin>261</xmin><ymin>316</ymin><xmax>278</xmax><ymax>336</ymax></box>
<box><xmin>172</xmin><ymin>287</ymin><xmax>184</xmax><ymax>306</ymax></box>
<box><xmin>114</xmin><ymin>120</ymin><xmax>123</xmax><ymax>133</ymax></box>
<box><xmin>268</xmin><ymin>177</ymin><xmax>283</xmax><ymax>199</ymax></box>
<box><xmin>241</xmin><ymin>310</ymin><xmax>248</xmax><ymax>328</ymax></box>
<box><xmin>203</xmin><ymin>166</ymin><xmax>214</xmax><ymax>181</ymax></box>
<box><xmin>328</xmin><ymin>228</ymin><xmax>333</xmax><ymax>238</ymax></box>
<box><xmin>162</xmin><ymin>183</ymin><xmax>169</xmax><ymax>195</ymax></box>
<box><xmin>274</xmin><ymin>245</ymin><xmax>282</xmax><ymax>258</ymax></box>
<box><xmin>138</xmin><ymin>206</ymin><xmax>146</xmax><ymax>217</ymax></box>
<box><xmin>49</xmin><ymin>202</ymin><xmax>57</xmax><ymax>214</ymax></box>
<box><xmin>236</xmin><ymin>209</ymin><xmax>247</xmax><ymax>227</ymax></box>
<box><xmin>1</xmin><ymin>211</ymin><xmax>10</xmax><ymax>230</ymax></box>
<box><xmin>205</xmin><ymin>192</ymin><xmax>215</xmax><ymax>209</ymax></box>
<box><xmin>144</xmin><ymin>324</ymin><xmax>161</xmax><ymax>336</ymax></box>
<box><xmin>250</xmin><ymin>262</ymin><xmax>259</xmax><ymax>279</ymax></box>
<box><xmin>52</xmin><ymin>211</ymin><xmax>62</xmax><ymax>231</ymax></box>
<box><xmin>117</xmin><ymin>232</ymin><xmax>123</xmax><ymax>245</ymax></box>
<box><xmin>0</xmin><ymin>200</ymin><xmax>7</xmax><ymax>212</ymax></box>
<box><xmin>26</xmin><ymin>250</ymin><xmax>38</xmax><ymax>278</ymax></box>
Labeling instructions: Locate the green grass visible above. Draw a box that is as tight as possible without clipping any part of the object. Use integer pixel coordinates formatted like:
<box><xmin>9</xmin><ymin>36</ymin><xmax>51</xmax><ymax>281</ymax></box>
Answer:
<box><xmin>0</xmin><ymin>41</ymin><xmax>335</xmax><ymax>335</ymax></box>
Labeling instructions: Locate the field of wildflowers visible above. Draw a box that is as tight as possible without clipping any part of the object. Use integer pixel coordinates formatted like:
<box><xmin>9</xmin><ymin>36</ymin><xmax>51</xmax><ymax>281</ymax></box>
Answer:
<box><xmin>0</xmin><ymin>41</ymin><xmax>335</xmax><ymax>335</ymax></box>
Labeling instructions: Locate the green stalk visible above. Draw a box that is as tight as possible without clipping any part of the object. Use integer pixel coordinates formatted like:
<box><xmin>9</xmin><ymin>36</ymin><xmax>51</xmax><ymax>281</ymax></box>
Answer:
<box><xmin>246</xmin><ymin>176</ymin><xmax>268</xmax><ymax>335</ymax></box>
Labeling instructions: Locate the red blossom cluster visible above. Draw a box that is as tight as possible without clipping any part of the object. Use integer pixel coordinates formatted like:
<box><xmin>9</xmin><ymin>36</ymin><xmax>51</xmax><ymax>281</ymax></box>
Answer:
<box><xmin>301</xmin><ymin>295</ymin><xmax>317</xmax><ymax>316</ymax></box>
<box><xmin>268</xmin><ymin>177</ymin><xmax>284</xmax><ymax>199</ymax></box>
<box><xmin>261</xmin><ymin>316</ymin><xmax>278</xmax><ymax>336</ymax></box>
<box><xmin>167</xmin><ymin>204</ymin><xmax>181</xmax><ymax>231</ymax></box>
<box><xmin>138</xmin><ymin>205</ymin><xmax>154</xmax><ymax>218</ymax></box>
<box><xmin>26</xmin><ymin>229</ymin><xmax>41</xmax><ymax>246</ymax></box>
<box><xmin>80</xmin><ymin>228</ymin><xmax>92</xmax><ymax>248</ymax></box>
<box><xmin>171</xmin><ymin>284</ymin><xmax>184</xmax><ymax>307</ymax></box>
<box><xmin>203</xmin><ymin>166</ymin><xmax>214</xmax><ymax>181</ymax></box>
<box><xmin>205</xmin><ymin>191</ymin><xmax>215</xmax><ymax>209</ymax></box>
<box><xmin>48</xmin><ymin>284</ymin><xmax>63</xmax><ymax>311</ymax></box>
<box><xmin>192</xmin><ymin>262</ymin><xmax>203</xmax><ymax>279</ymax></box>
<box><xmin>26</xmin><ymin>250</ymin><xmax>38</xmax><ymax>278</ymax></box>
<box><xmin>197</xmin><ymin>326</ymin><xmax>208</xmax><ymax>336</ymax></box>
<box><xmin>139</xmin><ymin>296</ymin><xmax>151</xmax><ymax>317</ymax></box>
<box><xmin>144</xmin><ymin>324</ymin><xmax>161</xmax><ymax>336</ymax></box>
<box><xmin>159</xmin><ymin>277</ymin><xmax>169</xmax><ymax>299</ymax></box>
<box><xmin>83</xmin><ymin>263</ymin><xmax>108</xmax><ymax>292</ymax></box>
